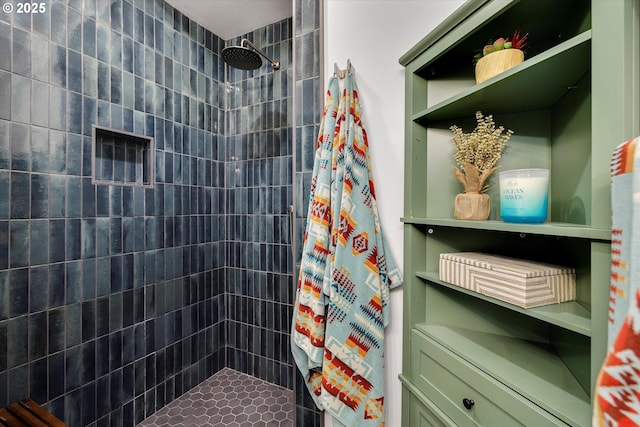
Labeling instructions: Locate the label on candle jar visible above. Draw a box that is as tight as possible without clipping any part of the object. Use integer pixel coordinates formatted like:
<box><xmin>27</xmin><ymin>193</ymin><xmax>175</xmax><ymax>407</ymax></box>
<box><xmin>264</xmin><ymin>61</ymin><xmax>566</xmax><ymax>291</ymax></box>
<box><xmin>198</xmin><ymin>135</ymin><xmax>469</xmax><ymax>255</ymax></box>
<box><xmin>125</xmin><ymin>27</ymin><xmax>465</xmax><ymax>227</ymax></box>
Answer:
<box><xmin>503</xmin><ymin>187</ymin><xmax>525</xmax><ymax>199</ymax></box>
<box><xmin>499</xmin><ymin>169</ymin><xmax>549</xmax><ymax>223</ymax></box>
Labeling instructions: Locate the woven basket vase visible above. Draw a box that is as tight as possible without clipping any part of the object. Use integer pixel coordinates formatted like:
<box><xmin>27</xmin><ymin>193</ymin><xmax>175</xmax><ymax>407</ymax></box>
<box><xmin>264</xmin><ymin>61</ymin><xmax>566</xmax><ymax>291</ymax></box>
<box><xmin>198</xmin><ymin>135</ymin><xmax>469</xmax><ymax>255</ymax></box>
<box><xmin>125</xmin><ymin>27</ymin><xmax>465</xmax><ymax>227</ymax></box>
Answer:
<box><xmin>454</xmin><ymin>193</ymin><xmax>491</xmax><ymax>220</ymax></box>
<box><xmin>475</xmin><ymin>48</ymin><xmax>524</xmax><ymax>84</ymax></box>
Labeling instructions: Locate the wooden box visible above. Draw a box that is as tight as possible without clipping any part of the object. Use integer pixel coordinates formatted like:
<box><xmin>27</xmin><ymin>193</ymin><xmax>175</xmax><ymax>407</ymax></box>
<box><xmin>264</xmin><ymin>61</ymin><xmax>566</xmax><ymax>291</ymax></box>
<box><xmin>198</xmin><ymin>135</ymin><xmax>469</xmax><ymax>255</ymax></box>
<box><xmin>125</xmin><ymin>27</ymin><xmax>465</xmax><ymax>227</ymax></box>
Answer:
<box><xmin>439</xmin><ymin>252</ymin><xmax>576</xmax><ymax>308</ymax></box>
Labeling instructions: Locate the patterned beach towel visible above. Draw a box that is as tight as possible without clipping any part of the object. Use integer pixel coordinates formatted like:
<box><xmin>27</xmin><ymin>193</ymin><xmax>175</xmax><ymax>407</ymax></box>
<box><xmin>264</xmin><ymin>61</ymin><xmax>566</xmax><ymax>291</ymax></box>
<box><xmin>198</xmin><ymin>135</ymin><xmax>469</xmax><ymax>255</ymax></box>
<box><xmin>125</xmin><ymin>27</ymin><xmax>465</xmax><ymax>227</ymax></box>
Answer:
<box><xmin>594</xmin><ymin>136</ymin><xmax>640</xmax><ymax>426</ymax></box>
<box><xmin>291</xmin><ymin>73</ymin><xmax>402</xmax><ymax>427</ymax></box>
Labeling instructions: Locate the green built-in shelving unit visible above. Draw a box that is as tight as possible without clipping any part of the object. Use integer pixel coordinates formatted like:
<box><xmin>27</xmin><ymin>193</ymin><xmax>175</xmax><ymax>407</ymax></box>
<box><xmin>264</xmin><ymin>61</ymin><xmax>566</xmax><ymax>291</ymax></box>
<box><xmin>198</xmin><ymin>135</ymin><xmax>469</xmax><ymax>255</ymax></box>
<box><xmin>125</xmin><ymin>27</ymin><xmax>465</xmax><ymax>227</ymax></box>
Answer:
<box><xmin>399</xmin><ymin>0</ymin><xmax>640</xmax><ymax>425</ymax></box>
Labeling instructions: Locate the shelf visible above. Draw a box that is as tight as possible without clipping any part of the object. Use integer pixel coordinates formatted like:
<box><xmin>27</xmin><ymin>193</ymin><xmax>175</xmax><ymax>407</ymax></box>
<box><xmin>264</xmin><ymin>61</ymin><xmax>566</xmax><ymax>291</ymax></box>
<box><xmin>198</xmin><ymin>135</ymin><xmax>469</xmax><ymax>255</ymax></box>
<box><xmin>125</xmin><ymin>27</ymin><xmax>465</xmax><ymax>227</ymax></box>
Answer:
<box><xmin>412</xmin><ymin>30</ymin><xmax>592</xmax><ymax>123</ymax></box>
<box><xmin>402</xmin><ymin>217</ymin><xmax>611</xmax><ymax>241</ymax></box>
<box><xmin>416</xmin><ymin>271</ymin><xmax>591</xmax><ymax>336</ymax></box>
<box><xmin>414</xmin><ymin>324</ymin><xmax>590</xmax><ymax>427</ymax></box>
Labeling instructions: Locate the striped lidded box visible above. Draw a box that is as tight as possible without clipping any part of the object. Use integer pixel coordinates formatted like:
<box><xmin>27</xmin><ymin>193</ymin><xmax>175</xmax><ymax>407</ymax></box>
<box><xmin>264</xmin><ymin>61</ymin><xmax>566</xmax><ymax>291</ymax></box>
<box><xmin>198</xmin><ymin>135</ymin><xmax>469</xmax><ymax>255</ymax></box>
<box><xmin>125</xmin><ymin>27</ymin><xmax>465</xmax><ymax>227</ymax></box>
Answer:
<box><xmin>439</xmin><ymin>252</ymin><xmax>576</xmax><ymax>308</ymax></box>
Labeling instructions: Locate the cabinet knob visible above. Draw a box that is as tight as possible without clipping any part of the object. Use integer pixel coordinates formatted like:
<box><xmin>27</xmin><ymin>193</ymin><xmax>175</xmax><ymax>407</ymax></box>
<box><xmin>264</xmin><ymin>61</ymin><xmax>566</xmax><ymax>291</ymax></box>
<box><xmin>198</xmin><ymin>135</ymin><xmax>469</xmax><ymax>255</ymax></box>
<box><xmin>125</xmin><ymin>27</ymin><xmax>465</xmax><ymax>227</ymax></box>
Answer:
<box><xmin>462</xmin><ymin>398</ymin><xmax>475</xmax><ymax>410</ymax></box>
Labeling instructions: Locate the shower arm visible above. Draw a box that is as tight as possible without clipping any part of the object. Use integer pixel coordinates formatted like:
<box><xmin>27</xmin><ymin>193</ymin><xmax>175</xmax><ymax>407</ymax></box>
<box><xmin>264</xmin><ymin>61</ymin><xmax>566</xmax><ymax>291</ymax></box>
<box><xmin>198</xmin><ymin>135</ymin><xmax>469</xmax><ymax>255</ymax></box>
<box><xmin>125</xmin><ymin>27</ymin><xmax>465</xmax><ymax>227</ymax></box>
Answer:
<box><xmin>241</xmin><ymin>39</ymin><xmax>281</xmax><ymax>70</ymax></box>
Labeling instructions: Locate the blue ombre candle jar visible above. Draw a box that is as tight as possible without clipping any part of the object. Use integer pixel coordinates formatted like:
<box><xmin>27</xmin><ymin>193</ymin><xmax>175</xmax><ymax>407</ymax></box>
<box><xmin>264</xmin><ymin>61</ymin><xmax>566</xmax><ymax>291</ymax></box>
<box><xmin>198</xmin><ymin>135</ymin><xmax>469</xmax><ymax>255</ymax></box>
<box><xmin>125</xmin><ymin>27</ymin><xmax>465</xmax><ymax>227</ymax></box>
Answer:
<box><xmin>499</xmin><ymin>168</ymin><xmax>550</xmax><ymax>223</ymax></box>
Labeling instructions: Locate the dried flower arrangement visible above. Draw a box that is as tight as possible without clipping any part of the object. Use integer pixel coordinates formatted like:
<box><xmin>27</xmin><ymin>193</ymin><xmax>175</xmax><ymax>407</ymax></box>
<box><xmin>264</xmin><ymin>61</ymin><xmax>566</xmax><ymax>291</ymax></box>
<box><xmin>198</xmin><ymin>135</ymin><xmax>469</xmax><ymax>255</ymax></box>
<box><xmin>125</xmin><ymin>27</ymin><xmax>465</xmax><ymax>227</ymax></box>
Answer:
<box><xmin>450</xmin><ymin>111</ymin><xmax>513</xmax><ymax>193</ymax></box>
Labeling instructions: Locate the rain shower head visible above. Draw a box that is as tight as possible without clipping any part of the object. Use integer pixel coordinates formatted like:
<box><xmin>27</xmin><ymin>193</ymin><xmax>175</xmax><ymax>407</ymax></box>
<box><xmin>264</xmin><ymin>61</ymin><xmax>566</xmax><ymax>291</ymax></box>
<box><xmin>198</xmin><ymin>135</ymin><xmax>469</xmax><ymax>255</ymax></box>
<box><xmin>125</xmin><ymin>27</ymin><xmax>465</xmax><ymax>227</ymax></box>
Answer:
<box><xmin>222</xmin><ymin>39</ymin><xmax>280</xmax><ymax>70</ymax></box>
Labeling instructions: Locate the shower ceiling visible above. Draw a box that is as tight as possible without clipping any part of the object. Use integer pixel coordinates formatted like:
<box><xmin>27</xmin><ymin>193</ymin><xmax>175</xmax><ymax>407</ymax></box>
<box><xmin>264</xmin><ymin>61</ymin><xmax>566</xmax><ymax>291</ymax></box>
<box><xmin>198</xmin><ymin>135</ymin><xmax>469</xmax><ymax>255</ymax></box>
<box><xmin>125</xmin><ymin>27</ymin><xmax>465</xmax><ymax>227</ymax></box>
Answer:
<box><xmin>165</xmin><ymin>0</ymin><xmax>293</xmax><ymax>39</ymax></box>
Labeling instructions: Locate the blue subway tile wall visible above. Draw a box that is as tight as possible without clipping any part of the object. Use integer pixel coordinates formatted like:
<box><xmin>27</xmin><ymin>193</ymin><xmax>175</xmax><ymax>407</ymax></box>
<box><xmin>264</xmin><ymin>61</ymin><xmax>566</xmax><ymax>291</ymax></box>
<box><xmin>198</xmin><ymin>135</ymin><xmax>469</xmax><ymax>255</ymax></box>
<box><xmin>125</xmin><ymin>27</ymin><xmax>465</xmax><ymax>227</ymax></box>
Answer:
<box><xmin>0</xmin><ymin>0</ymin><xmax>325</xmax><ymax>425</ymax></box>
<box><xmin>224</xmin><ymin>18</ymin><xmax>295</xmax><ymax>391</ymax></box>
<box><xmin>0</xmin><ymin>0</ymin><xmax>227</xmax><ymax>425</ymax></box>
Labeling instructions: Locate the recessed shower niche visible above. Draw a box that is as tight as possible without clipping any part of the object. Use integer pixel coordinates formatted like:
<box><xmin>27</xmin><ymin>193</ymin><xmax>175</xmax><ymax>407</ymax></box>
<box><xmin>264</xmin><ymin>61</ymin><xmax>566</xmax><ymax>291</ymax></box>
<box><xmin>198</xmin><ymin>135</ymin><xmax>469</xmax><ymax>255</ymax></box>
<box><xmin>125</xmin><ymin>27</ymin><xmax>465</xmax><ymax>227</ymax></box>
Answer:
<box><xmin>92</xmin><ymin>125</ymin><xmax>154</xmax><ymax>187</ymax></box>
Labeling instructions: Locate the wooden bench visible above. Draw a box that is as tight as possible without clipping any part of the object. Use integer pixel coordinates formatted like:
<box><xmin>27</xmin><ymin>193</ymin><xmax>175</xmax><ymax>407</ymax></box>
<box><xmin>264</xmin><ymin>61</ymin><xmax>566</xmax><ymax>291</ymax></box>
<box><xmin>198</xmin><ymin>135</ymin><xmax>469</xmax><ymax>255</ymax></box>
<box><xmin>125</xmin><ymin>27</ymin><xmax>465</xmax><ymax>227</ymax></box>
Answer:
<box><xmin>0</xmin><ymin>399</ymin><xmax>67</xmax><ymax>427</ymax></box>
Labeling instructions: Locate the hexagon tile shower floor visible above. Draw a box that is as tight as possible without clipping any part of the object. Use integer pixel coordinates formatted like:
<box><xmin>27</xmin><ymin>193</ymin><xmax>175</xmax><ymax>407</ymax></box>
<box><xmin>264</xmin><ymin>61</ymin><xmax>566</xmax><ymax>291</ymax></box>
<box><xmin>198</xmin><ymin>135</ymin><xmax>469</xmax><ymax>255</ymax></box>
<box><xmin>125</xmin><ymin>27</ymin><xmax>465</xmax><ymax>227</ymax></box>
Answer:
<box><xmin>136</xmin><ymin>368</ymin><xmax>294</xmax><ymax>426</ymax></box>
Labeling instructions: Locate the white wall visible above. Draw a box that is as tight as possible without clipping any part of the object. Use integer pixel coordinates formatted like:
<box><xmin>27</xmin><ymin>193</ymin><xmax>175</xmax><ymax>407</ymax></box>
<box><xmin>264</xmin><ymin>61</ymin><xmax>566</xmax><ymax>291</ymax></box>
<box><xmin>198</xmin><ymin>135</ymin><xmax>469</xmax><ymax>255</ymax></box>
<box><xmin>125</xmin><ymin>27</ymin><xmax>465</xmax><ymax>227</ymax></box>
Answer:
<box><xmin>323</xmin><ymin>1</ymin><xmax>464</xmax><ymax>426</ymax></box>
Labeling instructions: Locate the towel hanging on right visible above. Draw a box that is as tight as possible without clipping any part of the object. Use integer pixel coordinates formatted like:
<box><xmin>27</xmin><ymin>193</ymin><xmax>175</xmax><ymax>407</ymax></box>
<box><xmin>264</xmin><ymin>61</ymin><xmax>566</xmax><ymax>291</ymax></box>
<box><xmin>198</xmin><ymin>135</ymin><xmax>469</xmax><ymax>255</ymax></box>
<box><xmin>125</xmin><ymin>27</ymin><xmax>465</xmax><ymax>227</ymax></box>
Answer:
<box><xmin>291</xmin><ymin>70</ymin><xmax>402</xmax><ymax>427</ymax></box>
<box><xmin>593</xmin><ymin>136</ymin><xmax>640</xmax><ymax>426</ymax></box>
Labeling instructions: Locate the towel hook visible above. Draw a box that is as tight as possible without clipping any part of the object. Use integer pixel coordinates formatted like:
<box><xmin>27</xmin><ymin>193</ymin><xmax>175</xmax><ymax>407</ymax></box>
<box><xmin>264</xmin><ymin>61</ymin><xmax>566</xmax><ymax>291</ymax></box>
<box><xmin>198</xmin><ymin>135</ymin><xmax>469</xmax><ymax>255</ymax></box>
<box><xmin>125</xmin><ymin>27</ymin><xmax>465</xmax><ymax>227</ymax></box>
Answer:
<box><xmin>334</xmin><ymin>59</ymin><xmax>353</xmax><ymax>79</ymax></box>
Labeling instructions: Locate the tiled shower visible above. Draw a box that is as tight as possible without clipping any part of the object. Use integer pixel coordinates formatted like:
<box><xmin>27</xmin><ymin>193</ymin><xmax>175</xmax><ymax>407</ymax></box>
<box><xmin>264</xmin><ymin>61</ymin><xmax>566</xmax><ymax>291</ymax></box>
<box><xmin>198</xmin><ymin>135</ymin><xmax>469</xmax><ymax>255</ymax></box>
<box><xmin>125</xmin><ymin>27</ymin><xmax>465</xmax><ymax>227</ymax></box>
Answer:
<box><xmin>0</xmin><ymin>0</ymin><xmax>323</xmax><ymax>426</ymax></box>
